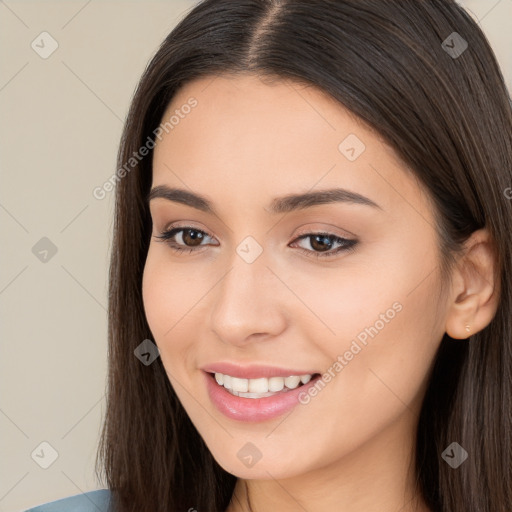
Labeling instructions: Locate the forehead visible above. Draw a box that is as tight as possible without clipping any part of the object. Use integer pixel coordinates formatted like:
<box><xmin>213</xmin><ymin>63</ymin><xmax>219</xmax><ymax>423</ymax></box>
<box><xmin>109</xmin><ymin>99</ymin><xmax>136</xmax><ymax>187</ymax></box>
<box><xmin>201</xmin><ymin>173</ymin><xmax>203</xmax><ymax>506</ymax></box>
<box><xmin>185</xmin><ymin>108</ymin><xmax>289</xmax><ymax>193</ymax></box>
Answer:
<box><xmin>151</xmin><ymin>73</ymin><xmax>433</xmax><ymax>224</ymax></box>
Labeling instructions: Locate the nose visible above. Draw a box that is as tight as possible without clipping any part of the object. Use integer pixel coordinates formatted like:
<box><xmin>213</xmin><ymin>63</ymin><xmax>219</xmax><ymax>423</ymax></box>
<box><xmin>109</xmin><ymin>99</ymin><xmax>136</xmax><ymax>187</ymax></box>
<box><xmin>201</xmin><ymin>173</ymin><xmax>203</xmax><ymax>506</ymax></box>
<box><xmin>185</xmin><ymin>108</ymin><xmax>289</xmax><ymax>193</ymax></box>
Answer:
<box><xmin>209</xmin><ymin>253</ymin><xmax>288</xmax><ymax>347</ymax></box>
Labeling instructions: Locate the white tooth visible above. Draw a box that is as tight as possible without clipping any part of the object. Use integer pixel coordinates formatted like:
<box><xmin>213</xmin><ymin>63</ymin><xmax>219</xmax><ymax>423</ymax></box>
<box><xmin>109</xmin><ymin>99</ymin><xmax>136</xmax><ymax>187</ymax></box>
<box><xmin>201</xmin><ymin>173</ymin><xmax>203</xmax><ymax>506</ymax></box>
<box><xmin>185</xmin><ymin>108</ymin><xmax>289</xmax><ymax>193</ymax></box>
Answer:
<box><xmin>268</xmin><ymin>377</ymin><xmax>285</xmax><ymax>392</ymax></box>
<box><xmin>215</xmin><ymin>373</ymin><xmax>224</xmax><ymax>385</ymax></box>
<box><xmin>238</xmin><ymin>391</ymin><xmax>278</xmax><ymax>399</ymax></box>
<box><xmin>248</xmin><ymin>377</ymin><xmax>269</xmax><ymax>393</ymax></box>
<box><xmin>300</xmin><ymin>374</ymin><xmax>312</xmax><ymax>384</ymax></box>
<box><xmin>227</xmin><ymin>389</ymin><xmax>240</xmax><ymax>396</ymax></box>
<box><xmin>231</xmin><ymin>377</ymin><xmax>249</xmax><ymax>392</ymax></box>
<box><xmin>284</xmin><ymin>375</ymin><xmax>301</xmax><ymax>389</ymax></box>
<box><xmin>223</xmin><ymin>374</ymin><xmax>233</xmax><ymax>389</ymax></box>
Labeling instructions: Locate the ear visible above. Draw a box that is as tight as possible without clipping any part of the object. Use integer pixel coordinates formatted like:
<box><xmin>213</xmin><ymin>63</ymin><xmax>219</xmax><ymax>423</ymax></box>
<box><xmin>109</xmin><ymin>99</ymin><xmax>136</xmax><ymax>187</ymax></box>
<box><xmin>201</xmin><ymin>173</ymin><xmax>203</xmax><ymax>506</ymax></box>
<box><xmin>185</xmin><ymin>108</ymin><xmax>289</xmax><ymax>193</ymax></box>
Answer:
<box><xmin>445</xmin><ymin>228</ymin><xmax>500</xmax><ymax>340</ymax></box>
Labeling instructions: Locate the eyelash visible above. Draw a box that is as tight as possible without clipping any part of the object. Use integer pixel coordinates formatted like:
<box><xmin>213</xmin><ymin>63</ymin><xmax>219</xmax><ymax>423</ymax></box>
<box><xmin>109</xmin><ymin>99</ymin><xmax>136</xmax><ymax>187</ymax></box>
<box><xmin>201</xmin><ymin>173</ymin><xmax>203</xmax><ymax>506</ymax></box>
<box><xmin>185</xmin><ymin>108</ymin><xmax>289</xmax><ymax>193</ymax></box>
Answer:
<box><xmin>153</xmin><ymin>226</ymin><xmax>358</xmax><ymax>259</ymax></box>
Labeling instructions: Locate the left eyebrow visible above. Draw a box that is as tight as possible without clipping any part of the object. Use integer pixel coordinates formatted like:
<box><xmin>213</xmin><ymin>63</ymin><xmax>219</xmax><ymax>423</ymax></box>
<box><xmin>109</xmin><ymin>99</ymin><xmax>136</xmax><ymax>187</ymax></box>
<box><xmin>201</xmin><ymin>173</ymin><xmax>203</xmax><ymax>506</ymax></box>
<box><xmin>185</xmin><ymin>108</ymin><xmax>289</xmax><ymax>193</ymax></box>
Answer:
<box><xmin>147</xmin><ymin>185</ymin><xmax>382</xmax><ymax>214</ymax></box>
<box><xmin>268</xmin><ymin>188</ymin><xmax>382</xmax><ymax>213</ymax></box>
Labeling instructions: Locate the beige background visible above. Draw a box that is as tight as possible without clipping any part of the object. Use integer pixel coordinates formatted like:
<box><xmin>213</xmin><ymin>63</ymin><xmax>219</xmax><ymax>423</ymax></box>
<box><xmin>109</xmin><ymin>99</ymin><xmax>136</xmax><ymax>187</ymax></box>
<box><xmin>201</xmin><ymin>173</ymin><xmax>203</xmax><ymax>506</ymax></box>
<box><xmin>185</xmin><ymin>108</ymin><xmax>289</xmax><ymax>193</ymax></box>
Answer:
<box><xmin>1</xmin><ymin>1</ymin><xmax>510</xmax><ymax>511</ymax></box>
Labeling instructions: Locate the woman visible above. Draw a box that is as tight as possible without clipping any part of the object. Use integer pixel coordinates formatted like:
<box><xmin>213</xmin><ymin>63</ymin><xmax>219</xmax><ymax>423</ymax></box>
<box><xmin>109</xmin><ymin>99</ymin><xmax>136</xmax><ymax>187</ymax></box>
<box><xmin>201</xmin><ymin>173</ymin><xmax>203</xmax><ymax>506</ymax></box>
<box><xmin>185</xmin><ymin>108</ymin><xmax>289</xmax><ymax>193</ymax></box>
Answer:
<box><xmin>26</xmin><ymin>0</ymin><xmax>512</xmax><ymax>511</ymax></box>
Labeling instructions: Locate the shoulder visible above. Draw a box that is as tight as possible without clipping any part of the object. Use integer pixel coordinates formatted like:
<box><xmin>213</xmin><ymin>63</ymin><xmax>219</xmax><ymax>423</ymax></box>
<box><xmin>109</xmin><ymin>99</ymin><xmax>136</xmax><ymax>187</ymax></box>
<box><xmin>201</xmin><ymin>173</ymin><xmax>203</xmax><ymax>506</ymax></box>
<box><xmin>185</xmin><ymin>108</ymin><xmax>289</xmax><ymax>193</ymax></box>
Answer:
<box><xmin>24</xmin><ymin>489</ymin><xmax>113</xmax><ymax>512</ymax></box>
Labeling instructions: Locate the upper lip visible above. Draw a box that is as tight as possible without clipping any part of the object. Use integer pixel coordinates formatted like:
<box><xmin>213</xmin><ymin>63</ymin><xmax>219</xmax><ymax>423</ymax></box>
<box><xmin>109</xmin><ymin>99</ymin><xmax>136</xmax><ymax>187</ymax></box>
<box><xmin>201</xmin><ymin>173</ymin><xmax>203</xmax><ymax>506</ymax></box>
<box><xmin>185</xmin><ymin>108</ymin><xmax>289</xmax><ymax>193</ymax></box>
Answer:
<box><xmin>201</xmin><ymin>362</ymin><xmax>319</xmax><ymax>379</ymax></box>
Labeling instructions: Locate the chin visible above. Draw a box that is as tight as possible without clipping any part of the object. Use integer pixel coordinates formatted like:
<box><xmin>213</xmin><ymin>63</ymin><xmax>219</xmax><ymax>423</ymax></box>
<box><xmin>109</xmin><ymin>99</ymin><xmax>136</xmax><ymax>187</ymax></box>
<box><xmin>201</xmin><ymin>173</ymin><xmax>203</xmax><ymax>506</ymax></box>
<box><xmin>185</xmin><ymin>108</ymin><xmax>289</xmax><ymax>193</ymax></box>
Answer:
<box><xmin>208</xmin><ymin>444</ymin><xmax>311</xmax><ymax>480</ymax></box>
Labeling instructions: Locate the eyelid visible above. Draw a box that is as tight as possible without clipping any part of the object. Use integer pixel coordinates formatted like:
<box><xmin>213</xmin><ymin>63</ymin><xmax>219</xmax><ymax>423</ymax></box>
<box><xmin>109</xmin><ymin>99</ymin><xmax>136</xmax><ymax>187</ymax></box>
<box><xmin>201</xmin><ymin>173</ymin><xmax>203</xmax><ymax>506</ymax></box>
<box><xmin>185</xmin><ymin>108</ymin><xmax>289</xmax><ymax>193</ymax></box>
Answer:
<box><xmin>160</xmin><ymin>220</ymin><xmax>207</xmax><ymax>232</ymax></box>
<box><xmin>292</xmin><ymin>222</ymin><xmax>356</xmax><ymax>240</ymax></box>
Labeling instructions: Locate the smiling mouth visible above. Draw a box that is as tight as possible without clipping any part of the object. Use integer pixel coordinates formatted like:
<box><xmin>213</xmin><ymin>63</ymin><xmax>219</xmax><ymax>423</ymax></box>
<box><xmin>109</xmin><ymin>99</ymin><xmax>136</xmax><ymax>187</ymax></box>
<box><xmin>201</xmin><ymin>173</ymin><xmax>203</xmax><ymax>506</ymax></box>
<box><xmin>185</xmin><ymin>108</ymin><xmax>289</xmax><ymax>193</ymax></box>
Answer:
<box><xmin>208</xmin><ymin>371</ymin><xmax>322</xmax><ymax>399</ymax></box>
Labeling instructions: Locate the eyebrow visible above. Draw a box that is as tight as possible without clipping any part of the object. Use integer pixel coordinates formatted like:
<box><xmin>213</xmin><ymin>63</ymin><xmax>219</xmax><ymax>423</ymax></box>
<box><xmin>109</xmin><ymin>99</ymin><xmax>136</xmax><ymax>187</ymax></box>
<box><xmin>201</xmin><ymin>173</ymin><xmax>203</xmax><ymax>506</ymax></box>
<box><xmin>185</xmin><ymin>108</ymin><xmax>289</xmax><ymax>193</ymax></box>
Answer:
<box><xmin>147</xmin><ymin>185</ymin><xmax>382</xmax><ymax>214</ymax></box>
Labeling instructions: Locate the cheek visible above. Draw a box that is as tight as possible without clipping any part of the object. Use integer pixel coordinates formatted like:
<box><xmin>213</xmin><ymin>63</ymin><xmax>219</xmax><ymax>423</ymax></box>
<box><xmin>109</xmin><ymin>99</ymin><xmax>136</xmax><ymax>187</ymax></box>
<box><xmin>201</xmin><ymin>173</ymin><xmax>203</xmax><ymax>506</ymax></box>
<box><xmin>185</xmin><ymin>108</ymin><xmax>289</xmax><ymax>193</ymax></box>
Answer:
<box><xmin>142</xmin><ymin>252</ymin><xmax>171</xmax><ymax>340</ymax></box>
<box><xmin>142</xmin><ymin>248</ymin><xmax>220</xmax><ymax>385</ymax></box>
<box><xmin>308</xmin><ymin>230</ymin><xmax>442</xmax><ymax>361</ymax></box>
<box><xmin>141</xmin><ymin>252</ymin><xmax>220</xmax><ymax>440</ymax></box>
<box><xmin>142</xmin><ymin>248</ymin><xmax>198</xmax><ymax>338</ymax></box>
<box><xmin>141</xmin><ymin>251</ymin><xmax>195</xmax><ymax>364</ymax></box>
<box><xmin>260</xmin><ymin>274</ymin><xmax>441</xmax><ymax>477</ymax></box>
<box><xmin>293</xmin><ymin>238</ymin><xmax>442</xmax><ymax>419</ymax></box>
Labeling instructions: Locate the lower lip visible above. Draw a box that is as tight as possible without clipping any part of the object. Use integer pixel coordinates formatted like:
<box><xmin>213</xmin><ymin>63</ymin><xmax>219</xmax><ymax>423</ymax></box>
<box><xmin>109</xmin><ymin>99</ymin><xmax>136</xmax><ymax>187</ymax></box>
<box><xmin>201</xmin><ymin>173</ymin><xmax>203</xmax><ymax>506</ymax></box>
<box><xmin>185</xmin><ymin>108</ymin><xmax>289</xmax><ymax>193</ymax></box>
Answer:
<box><xmin>204</xmin><ymin>371</ymin><xmax>321</xmax><ymax>422</ymax></box>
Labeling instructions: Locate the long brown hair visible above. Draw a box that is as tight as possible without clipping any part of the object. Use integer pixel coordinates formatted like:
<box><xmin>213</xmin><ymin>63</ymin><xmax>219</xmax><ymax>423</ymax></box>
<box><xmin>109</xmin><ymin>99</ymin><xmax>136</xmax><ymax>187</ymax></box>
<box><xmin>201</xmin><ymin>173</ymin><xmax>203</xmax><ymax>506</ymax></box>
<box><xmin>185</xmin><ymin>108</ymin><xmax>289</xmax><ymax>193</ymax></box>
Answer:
<box><xmin>95</xmin><ymin>1</ymin><xmax>512</xmax><ymax>510</ymax></box>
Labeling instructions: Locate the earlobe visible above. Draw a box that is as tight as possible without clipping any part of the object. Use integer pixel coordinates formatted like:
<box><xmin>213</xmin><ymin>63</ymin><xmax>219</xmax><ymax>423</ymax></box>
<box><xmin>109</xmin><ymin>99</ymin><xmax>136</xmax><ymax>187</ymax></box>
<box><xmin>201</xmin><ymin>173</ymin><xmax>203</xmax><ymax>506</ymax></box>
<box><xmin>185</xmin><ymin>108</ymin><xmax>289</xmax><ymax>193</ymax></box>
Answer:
<box><xmin>445</xmin><ymin>294</ymin><xmax>479</xmax><ymax>339</ymax></box>
<box><xmin>444</xmin><ymin>228</ymin><xmax>500</xmax><ymax>340</ymax></box>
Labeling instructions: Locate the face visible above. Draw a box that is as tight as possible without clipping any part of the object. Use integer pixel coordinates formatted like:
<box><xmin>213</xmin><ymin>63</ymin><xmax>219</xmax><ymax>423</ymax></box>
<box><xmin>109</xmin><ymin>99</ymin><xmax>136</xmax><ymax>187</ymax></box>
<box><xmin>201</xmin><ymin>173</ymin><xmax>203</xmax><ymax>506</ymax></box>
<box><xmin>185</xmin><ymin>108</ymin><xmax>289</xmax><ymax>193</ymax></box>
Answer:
<box><xmin>142</xmin><ymin>73</ymin><xmax>449</xmax><ymax>480</ymax></box>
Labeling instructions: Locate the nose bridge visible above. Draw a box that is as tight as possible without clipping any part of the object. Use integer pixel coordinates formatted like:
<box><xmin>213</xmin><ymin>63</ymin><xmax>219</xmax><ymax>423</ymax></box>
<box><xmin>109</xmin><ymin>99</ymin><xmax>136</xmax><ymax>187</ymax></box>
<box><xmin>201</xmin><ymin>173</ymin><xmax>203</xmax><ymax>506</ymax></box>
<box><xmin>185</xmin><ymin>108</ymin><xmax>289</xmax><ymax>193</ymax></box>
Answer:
<box><xmin>209</xmin><ymin>241</ymin><xmax>286</xmax><ymax>345</ymax></box>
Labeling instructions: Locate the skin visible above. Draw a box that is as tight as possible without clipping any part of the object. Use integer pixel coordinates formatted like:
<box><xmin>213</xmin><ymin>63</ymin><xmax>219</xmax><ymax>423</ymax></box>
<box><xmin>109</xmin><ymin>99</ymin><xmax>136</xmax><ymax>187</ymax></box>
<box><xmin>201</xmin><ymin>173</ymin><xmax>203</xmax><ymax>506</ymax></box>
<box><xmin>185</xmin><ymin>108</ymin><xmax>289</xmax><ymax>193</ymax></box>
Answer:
<box><xmin>142</xmin><ymin>73</ymin><xmax>499</xmax><ymax>512</ymax></box>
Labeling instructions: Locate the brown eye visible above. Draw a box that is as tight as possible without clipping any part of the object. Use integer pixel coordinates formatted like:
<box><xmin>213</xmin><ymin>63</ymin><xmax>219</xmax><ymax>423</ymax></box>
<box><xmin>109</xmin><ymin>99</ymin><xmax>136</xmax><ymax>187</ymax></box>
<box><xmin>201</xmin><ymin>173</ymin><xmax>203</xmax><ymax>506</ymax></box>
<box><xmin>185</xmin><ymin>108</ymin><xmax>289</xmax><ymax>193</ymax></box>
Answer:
<box><xmin>180</xmin><ymin>229</ymin><xmax>206</xmax><ymax>247</ymax></box>
<box><xmin>309</xmin><ymin>234</ymin><xmax>335</xmax><ymax>252</ymax></box>
<box><xmin>154</xmin><ymin>227</ymin><xmax>215</xmax><ymax>253</ymax></box>
<box><xmin>291</xmin><ymin>232</ymin><xmax>358</xmax><ymax>259</ymax></box>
